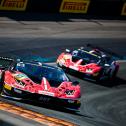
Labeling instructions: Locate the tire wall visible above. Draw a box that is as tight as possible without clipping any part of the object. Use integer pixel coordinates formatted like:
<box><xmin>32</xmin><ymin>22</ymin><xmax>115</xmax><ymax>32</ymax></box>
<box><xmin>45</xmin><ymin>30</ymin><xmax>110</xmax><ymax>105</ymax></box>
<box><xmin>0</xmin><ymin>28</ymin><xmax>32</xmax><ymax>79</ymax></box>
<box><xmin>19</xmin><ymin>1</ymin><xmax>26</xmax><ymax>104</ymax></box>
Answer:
<box><xmin>0</xmin><ymin>0</ymin><xmax>126</xmax><ymax>17</ymax></box>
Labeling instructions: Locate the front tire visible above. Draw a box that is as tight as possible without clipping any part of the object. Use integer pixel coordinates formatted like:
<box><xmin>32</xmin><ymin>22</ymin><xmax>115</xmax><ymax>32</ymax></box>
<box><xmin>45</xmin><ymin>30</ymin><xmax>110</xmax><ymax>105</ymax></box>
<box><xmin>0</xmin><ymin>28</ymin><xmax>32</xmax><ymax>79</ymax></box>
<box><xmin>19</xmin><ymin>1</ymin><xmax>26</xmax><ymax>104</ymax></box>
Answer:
<box><xmin>0</xmin><ymin>71</ymin><xmax>5</xmax><ymax>93</ymax></box>
<box><xmin>95</xmin><ymin>69</ymin><xmax>105</xmax><ymax>82</ymax></box>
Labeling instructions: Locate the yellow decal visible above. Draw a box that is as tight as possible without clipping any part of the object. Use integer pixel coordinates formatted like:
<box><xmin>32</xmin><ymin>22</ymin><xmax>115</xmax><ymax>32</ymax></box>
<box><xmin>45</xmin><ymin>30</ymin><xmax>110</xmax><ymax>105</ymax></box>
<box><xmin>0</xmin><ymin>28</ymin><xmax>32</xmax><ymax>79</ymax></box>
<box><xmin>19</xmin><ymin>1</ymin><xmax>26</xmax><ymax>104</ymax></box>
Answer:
<box><xmin>60</xmin><ymin>0</ymin><xmax>90</xmax><ymax>13</ymax></box>
<box><xmin>82</xmin><ymin>50</ymin><xmax>99</xmax><ymax>58</ymax></box>
<box><xmin>4</xmin><ymin>83</ymin><xmax>12</xmax><ymax>90</ymax></box>
<box><xmin>121</xmin><ymin>3</ymin><xmax>126</xmax><ymax>16</ymax></box>
<box><xmin>77</xmin><ymin>100</ymin><xmax>80</xmax><ymax>104</ymax></box>
<box><xmin>64</xmin><ymin>55</ymin><xmax>71</xmax><ymax>59</ymax></box>
<box><xmin>14</xmin><ymin>74</ymin><xmax>28</xmax><ymax>80</ymax></box>
<box><xmin>0</xmin><ymin>0</ymin><xmax>28</xmax><ymax>11</ymax></box>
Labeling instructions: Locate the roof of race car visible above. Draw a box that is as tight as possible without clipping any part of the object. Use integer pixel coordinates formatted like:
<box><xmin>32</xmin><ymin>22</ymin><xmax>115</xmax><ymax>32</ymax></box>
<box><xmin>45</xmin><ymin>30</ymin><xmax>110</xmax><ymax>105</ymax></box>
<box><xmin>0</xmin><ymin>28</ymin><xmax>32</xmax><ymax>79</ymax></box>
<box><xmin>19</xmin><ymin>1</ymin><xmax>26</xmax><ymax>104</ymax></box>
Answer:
<box><xmin>71</xmin><ymin>49</ymin><xmax>101</xmax><ymax>64</ymax></box>
<box><xmin>71</xmin><ymin>46</ymin><xmax>120</xmax><ymax>65</ymax></box>
<box><xmin>78</xmin><ymin>49</ymin><xmax>101</xmax><ymax>58</ymax></box>
<box><xmin>81</xmin><ymin>44</ymin><xmax>124</xmax><ymax>59</ymax></box>
<box><xmin>69</xmin><ymin>45</ymin><xmax>124</xmax><ymax>65</ymax></box>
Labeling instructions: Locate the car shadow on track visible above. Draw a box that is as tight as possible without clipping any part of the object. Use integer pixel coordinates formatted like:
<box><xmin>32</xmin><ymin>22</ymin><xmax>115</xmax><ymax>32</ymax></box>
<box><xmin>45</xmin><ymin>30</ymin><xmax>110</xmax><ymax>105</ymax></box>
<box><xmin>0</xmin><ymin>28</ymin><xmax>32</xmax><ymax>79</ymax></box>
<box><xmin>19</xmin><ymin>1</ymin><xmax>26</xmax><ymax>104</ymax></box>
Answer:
<box><xmin>66</xmin><ymin>70</ymin><xmax>126</xmax><ymax>88</ymax></box>
<box><xmin>0</xmin><ymin>97</ymin><xmax>91</xmax><ymax>118</ymax></box>
<box><xmin>110</xmin><ymin>77</ymin><xmax>126</xmax><ymax>87</ymax></box>
<box><xmin>21</xmin><ymin>100</ymin><xmax>86</xmax><ymax>117</ymax></box>
<box><xmin>97</xmin><ymin>77</ymin><xmax>126</xmax><ymax>87</ymax></box>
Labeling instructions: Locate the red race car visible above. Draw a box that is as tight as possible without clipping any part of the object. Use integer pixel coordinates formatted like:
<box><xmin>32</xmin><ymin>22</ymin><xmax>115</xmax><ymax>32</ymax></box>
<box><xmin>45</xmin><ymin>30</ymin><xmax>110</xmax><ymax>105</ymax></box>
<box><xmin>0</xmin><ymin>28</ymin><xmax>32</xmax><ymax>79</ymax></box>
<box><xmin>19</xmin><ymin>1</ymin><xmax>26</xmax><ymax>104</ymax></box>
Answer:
<box><xmin>0</xmin><ymin>57</ymin><xmax>81</xmax><ymax>111</ymax></box>
<box><xmin>57</xmin><ymin>44</ymin><xmax>121</xmax><ymax>82</ymax></box>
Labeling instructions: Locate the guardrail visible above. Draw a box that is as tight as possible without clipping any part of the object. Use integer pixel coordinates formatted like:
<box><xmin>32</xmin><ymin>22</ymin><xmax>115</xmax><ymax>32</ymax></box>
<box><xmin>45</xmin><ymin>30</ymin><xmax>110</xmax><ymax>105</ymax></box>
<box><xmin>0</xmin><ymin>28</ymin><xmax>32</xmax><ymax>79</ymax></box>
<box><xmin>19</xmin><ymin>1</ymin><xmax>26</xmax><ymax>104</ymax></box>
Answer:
<box><xmin>0</xmin><ymin>0</ymin><xmax>126</xmax><ymax>17</ymax></box>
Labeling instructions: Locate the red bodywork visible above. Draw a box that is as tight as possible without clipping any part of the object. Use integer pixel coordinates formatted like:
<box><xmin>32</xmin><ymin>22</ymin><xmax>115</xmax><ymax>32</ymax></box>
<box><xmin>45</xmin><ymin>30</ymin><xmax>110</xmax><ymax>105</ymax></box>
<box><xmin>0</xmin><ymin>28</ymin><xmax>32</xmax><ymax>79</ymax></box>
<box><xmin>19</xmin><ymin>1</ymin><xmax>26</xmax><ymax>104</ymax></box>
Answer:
<box><xmin>2</xmin><ymin>70</ymin><xmax>80</xmax><ymax>99</ymax></box>
<box><xmin>57</xmin><ymin>53</ymin><xmax>102</xmax><ymax>76</ymax></box>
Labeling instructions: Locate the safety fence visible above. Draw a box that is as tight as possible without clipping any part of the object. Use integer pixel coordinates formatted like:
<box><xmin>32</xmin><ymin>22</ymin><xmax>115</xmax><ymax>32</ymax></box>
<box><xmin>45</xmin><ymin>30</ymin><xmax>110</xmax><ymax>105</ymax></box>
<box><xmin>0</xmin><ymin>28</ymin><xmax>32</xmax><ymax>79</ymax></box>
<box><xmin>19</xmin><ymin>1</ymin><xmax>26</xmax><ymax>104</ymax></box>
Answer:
<box><xmin>0</xmin><ymin>0</ymin><xmax>126</xmax><ymax>17</ymax></box>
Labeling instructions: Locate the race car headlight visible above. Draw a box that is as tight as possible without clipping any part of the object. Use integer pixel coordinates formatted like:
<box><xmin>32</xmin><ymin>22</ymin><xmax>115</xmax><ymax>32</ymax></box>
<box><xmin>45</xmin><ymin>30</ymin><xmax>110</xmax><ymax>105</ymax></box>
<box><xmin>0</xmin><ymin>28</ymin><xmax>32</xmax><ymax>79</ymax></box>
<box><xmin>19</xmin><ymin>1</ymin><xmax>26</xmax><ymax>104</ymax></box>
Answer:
<box><xmin>15</xmin><ymin>79</ymin><xmax>25</xmax><ymax>86</ymax></box>
<box><xmin>86</xmin><ymin>68</ymin><xmax>93</xmax><ymax>73</ymax></box>
<box><xmin>65</xmin><ymin>90</ymin><xmax>75</xmax><ymax>95</ymax></box>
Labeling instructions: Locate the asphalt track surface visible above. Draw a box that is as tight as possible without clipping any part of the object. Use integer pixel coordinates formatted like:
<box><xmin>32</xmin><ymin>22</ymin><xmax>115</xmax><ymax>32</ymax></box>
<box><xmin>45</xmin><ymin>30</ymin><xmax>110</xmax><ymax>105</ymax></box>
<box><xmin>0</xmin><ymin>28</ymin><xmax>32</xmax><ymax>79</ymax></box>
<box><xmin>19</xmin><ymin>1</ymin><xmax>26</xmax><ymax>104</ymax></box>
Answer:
<box><xmin>0</xmin><ymin>38</ymin><xmax>126</xmax><ymax>126</ymax></box>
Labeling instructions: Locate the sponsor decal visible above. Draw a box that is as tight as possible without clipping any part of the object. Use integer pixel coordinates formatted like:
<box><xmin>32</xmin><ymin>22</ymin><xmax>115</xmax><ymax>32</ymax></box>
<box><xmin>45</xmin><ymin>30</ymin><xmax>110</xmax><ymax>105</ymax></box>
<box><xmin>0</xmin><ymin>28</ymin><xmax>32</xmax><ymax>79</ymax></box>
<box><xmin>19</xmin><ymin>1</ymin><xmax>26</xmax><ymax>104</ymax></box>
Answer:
<box><xmin>39</xmin><ymin>96</ymin><xmax>50</xmax><ymax>102</ymax></box>
<box><xmin>68</xmin><ymin>99</ymin><xmax>75</xmax><ymax>103</ymax></box>
<box><xmin>121</xmin><ymin>3</ymin><xmax>126</xmax><ymax>16</ymax></box>
<box><xmin>0</xmin><ymin>0</ymin><xmax>28</xmax><ymax>11</ymax></box>
<box><xmin>4</xmin><ymin>83</ymin><xmax>12</xmax><ymax>90</ymax></box>
<box><xmin>38</xmin><ymin>90</ymin><xmax>55</xmax><ymax>97</ymax></box>
<box><xmin>60</xmin><ymin>0</ymin><xmax>90</xmax><ymax>13</ymax></box>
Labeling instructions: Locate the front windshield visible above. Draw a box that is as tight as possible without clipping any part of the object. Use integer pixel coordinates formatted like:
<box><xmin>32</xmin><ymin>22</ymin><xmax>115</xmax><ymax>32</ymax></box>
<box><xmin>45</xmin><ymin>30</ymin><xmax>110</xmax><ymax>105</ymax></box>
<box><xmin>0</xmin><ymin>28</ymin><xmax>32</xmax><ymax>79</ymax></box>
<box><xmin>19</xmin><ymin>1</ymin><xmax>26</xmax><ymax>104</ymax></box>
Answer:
<box><xmin>72</xmin><ymin>50</ymin><xmax>100</xmax><ymax>64</ymax></box>
<box><xmin>16</xmin><ymin>63</ymin><xmax>69</xmax><ymax>87</ymax></box>
<box><xmin>39</xmin><ymin>66</ymin><xmax>69</xmax><ymax>82</ymax></box>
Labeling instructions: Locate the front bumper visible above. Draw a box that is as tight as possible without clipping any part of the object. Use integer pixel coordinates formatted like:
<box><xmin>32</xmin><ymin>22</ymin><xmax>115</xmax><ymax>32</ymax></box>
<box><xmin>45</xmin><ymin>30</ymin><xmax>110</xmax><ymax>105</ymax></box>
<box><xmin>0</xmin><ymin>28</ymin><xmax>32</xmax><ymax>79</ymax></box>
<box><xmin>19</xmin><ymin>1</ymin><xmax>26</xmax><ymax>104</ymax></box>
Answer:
<box><xmin>1</xmin><ymin>86</ymin><xmax>81</xmax><ymax>111</ymax></box>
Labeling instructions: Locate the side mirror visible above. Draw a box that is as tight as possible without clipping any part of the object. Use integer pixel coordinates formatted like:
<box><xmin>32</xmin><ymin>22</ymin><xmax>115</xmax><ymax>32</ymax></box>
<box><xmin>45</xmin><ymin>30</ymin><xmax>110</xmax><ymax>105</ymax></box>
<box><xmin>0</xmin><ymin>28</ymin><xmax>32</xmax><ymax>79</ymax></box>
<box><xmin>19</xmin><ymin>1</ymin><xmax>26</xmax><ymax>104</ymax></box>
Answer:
<box><xmin>65</xmin><ymin>49</ymin><xmax>71</xmax><ymax>53</ymax></box>
<box><xmin>72</xmin><ymin>81</ymin><xmax>79</xmax><ymax>85</ymax></box>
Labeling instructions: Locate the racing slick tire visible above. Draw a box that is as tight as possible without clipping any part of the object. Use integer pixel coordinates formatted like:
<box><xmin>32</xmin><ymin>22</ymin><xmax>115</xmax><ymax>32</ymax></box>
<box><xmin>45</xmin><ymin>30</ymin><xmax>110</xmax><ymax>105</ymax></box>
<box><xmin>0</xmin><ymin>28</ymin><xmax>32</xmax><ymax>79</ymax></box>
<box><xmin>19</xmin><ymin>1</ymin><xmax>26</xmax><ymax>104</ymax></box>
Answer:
<box><xmin>95</xmin><ymin>69</ymin><xmax>105</xmax><ymax>82</ymax></box>
<box><xmin>0</xmin><ymin>71</ymin><xmax>5</xmax><ymax>93</ymax></box>
<box><xmin>109</xmin><ymin>65</ymin><xmax>119</xmax><ymax>82</ymax></box>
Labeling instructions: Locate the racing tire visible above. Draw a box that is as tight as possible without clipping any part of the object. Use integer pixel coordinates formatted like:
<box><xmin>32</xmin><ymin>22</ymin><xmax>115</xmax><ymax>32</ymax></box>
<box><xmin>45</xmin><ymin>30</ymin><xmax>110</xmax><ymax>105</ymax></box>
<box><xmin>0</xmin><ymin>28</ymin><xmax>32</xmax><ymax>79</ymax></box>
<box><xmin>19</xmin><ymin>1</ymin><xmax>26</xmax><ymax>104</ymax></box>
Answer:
<box><xmin>0</xmin><ymin>71</ymin><xmax>5</xmax><ymax>93</ymax></box>
<box><xmin>95</xmin><ymin>69</ymin><xmax>104</xmax><ymax>82</ymax></box>
<box><xmin>109</xmin><ymin>65</ymin><xmax>119</xmax><ymax>81</ymax></box>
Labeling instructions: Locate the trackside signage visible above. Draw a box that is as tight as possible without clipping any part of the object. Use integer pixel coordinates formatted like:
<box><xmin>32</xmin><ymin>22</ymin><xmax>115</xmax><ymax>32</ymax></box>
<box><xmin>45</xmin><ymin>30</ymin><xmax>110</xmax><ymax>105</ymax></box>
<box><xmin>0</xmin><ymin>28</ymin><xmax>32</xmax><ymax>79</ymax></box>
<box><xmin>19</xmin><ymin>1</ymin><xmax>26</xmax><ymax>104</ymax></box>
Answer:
<box><xmin>121</xmin><ymin>3</ymin><xmax>126</xmax><ymax>16</ymax></box>
<box><xmin>60</xmin><ymin>0</ymin><xmax>90</xmax><ymax>13</ymax></box>
<box><xmin>0</xmin><ymin>0</ymin><xmax>28</xmax><ymax>11</ymax></box>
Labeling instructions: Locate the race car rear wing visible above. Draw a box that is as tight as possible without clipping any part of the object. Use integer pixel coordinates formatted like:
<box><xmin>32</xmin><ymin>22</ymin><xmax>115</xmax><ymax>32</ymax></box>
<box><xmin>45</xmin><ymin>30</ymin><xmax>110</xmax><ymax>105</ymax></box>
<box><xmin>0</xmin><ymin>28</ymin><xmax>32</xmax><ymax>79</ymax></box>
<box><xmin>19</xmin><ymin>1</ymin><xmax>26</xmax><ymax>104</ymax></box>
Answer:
<box><xmin>86</xmin><ymin>44</ymin><xmax>124</xmax><ymax>60</ymax></box>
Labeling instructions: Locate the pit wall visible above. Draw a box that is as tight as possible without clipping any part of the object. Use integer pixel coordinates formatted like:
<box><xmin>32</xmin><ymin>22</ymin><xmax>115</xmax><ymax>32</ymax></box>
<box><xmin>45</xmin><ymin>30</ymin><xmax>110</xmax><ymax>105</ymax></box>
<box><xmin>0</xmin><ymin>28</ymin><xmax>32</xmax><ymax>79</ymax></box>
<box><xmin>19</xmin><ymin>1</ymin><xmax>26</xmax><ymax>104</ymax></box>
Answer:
<box><xmin>0</xmin><ymin>0</ymin><xmax>126</xmax><ymax>17</ymax></box>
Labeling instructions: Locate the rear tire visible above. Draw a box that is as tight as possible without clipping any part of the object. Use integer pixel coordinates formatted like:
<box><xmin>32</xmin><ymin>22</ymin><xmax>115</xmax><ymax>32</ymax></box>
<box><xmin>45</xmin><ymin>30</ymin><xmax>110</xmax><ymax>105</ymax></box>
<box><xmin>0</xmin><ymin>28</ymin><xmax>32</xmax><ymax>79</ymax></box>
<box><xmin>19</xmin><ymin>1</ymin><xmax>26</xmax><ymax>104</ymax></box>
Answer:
<box><xmin>109</xmin><ymin>65</ymin><xmax>119</xmax><ymax>81</ymax></box>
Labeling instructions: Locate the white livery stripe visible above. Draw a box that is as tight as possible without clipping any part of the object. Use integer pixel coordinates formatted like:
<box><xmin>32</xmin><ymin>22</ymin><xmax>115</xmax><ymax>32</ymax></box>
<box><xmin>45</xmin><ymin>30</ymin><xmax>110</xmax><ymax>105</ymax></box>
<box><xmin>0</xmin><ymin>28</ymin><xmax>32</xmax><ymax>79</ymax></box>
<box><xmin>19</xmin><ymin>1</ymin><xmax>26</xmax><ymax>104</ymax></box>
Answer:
<box><xmin>43</xmin><ymin>77</ymin><xmax>48</xmax><ymax>90</ymax></box>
